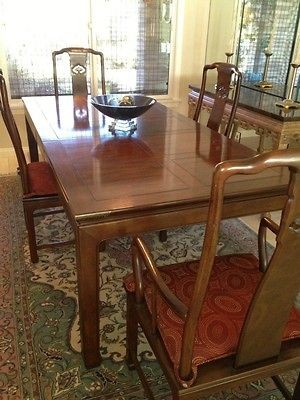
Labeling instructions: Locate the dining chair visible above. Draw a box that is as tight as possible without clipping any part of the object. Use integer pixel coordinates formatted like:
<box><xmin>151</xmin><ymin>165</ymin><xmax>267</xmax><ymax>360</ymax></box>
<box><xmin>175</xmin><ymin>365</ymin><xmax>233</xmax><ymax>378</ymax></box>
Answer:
<box><xmin>53</xmin><ymin>47</ymin><xmax>107</xmax><ymax>249</ymax></box>
<box><xmin>123</xmin><ymin>148</ymin><xmax>300</xmax><ymax>400</ymax></box>
<box><xmin>52</xmin><ymin>47</ymin><xmax>106</xmax><ymax>97</ymax></box>
<box><xmin>0</xmin><ymin>73</ymin><xmax>73</xmax><ymax>263</ymax></box>
<box><xmin>158</xmin><ymin>62</ymin><xmax>242</xmax><ymax>243</ymax></box>
<box><xmin>193</xmin><ymin>61</ymin><xmax>242</xmax><ymax>138</ymax></box>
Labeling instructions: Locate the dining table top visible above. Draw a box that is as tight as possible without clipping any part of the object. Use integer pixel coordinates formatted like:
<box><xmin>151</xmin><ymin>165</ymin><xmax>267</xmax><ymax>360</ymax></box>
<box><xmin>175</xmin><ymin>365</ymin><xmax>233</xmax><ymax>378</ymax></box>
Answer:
<box><xmin>23</xmin><ymin>95</ymin><xmax>288</xmax><ymax>227</ymax></box>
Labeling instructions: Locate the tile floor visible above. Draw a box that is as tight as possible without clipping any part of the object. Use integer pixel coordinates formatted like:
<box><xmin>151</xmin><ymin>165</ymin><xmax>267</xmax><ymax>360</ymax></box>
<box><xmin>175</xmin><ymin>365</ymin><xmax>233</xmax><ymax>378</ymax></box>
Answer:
<box><xmin>0</xmin><ymin>148</ymin><xmax>18</xmax><ymax>175</ymax></box>
<box><xmin>242</xmin><ymin>213</ymin><xmax>280</xmax><ymax>247</ymax></box>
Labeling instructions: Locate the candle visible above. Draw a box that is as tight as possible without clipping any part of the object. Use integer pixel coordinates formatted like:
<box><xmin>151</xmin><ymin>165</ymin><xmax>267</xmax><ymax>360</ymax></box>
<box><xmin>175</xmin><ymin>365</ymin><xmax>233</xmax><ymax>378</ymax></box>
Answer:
<box><xmin>264</xmin><ymin>47</ymin><xmax>272</xmax><ymax>55</ymax></box>
<box><xmin>268</xmin><ymin>21</ymin><xmax>276</xmax><ymax>52</ymax></box>
<box><xmin>267</xmin><ymin>33</ymin><xmax>274</xmax><ymax>53</ymax></box>
<box><xmin>293</xmin><ymin>40</ymin><xmax>300</xmax><ymax>64</ymax></box>
<box><xmin>267</xmin><ymin>10</ymin><xmax>278</xmax><ymax>53</ymax></box>
<box><xmin>226</xmin><ymin>39</ymin><xmax>234</xmax><ymax>55</ymax></box>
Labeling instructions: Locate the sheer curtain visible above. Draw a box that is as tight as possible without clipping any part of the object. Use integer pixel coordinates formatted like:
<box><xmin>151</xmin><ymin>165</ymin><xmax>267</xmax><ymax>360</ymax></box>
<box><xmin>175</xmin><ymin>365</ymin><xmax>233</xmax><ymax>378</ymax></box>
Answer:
<box><xmin>0</xmin><ymin>0</ymin><xmax>173</xmax><ymax>98</ymax></box>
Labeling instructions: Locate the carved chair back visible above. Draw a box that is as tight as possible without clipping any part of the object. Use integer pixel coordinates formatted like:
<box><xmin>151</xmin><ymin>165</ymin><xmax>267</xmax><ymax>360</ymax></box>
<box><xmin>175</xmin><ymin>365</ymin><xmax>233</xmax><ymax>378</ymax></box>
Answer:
<box><xmin>52</xmin><ymin>47</ymin><xmax>106</xmax><ymax>97</ymax></box>
<box><xmin>193</xmin><ymin>62</ymin><xmax>242</xmax><ymax>137</ymax></box>
<box><xmin>179</xmin><ymin>149</ymin><xmax>300</xmax><ymax>379</ymax></box>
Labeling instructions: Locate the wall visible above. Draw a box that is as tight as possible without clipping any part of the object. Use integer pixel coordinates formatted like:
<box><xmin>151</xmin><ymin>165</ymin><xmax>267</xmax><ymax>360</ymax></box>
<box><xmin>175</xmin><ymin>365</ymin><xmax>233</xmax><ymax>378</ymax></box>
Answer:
<box><xmin>204</xmin><ymin>0</ymin><xmax>237</xmax><ymax>87</ymax></box>
<box><xmin>0</xmin><ymin>111</ymin><xmax>28</xmax><ymax>173</ymax></box>
<box><xmin>171</xmin><ymin>0</ymin><xmax>210</xmax><ymax>115</ymax></box>
<box><xmin>205</xmin><ymin>0</ymin><xmax>236</xmax><ymax>65</ymax></box>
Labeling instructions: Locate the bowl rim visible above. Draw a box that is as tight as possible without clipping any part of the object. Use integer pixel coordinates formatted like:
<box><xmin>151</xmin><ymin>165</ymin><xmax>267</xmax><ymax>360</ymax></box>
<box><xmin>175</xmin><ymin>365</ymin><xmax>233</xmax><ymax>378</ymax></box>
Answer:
<box><xmin>91</xmin><ymin>94</ymin><xmax>156</xmax><ymax>109</ymax></box>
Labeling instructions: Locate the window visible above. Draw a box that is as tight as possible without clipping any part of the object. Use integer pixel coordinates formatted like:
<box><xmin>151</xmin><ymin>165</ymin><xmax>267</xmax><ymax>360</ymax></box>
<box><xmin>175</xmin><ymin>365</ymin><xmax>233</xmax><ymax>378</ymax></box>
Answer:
<box><xmin>236</xmin><ymin>0</ymin><xmax>300</xmax><ymax>91</ymax></box>
<box><xmin>0</xmin><ymin>0</ymin><xmax>174</xmax><ymax>98</ymax></box>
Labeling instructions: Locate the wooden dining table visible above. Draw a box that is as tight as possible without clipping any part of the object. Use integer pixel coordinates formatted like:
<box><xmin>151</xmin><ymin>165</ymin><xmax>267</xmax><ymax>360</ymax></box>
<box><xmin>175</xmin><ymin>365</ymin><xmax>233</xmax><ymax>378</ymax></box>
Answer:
<box><xmin>22</xmin><ymin>94</ymin><xmax>288</xmax><ymax>368</ymax></box>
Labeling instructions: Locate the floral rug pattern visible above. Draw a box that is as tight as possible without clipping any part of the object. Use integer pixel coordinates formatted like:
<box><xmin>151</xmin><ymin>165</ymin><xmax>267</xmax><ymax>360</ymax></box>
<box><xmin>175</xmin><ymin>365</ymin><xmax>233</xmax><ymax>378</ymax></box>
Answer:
<box><xmin>0</xmin><ymin>175</ymin><xmax>297</xmax><ymax>400</ymax></box>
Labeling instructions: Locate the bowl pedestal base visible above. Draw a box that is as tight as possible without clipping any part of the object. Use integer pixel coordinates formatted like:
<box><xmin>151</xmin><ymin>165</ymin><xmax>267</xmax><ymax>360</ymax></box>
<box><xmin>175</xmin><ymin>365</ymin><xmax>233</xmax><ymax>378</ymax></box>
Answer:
<box><xmin>108</xmin><ymin>119</ymin><xmax>137</xmax><ymax>135</ymax></box>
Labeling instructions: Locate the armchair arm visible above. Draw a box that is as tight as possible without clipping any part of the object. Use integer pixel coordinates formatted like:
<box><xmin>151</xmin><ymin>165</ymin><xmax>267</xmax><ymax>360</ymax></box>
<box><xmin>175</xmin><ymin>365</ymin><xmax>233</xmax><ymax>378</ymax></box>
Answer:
<box><xmin>132</xmin><ymin>237</ymin><xmax>188</xmax><ymax>320</ymax></box>
<box><xmin>258</xmin><ymin>217</ymin><xmax>279</xmax><ymax>272</ymax></box>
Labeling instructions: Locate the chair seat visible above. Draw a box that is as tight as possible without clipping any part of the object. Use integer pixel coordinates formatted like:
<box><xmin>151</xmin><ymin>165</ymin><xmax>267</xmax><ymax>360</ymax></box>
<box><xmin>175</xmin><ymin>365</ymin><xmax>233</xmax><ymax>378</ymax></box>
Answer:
<box><xmin>26</xmin><ymin>162</ymin><xmax>58</xmax><ymax>197</ymax></box>
<box><xmin>124</xmin><ymin>253</ymin><xmax>300</xmax><ymax>371</ymax></box>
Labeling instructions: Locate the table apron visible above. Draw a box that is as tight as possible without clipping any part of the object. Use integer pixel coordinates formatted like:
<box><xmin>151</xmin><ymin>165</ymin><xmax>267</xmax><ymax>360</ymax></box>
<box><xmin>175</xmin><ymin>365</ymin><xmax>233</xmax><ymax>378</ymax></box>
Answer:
<box><xmin>74</xmin><ymin>194</ymin><xmax>286</xmax><ymax>242</ymax></box>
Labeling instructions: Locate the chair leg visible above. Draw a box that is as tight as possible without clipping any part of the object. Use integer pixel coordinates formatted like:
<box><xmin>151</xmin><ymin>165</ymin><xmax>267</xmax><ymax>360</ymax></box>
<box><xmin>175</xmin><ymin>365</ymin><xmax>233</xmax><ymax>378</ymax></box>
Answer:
<box><xmin>125</xmin><ymin>292</ymin><xmax>138</xmax><ymax>370</ymax></box>
<box><xmin>125</xmin><ymin>293</ymin><xmax>156</xmax><ymax>400</ymax></box>
<box><xmin>99</xmin><ymin>241</ymin><xmax>106</xmax><ymax>252</ymax></box>
<box><xmin>272</xmin><ymin>375</ymin><xmax>292</xmax><ymax>399</ymax></box>
<box><xmin>159</xmin><ymin>230</ymin><xmax>167</xmax><ymax>242</ymax></box>
<box><xmin>292</xmin><ymin>371</ymin><xmax>300</xmax><ymax>400</ymax></box>
<box><xmin>273</xmin><ymin>372</ymin><xmax>300</xmax><ymax>400</ymax></box>
<box><xmin>23</xmin><ymin>206</ymin><xmax>39</xmax><ymax>263</ymax></box>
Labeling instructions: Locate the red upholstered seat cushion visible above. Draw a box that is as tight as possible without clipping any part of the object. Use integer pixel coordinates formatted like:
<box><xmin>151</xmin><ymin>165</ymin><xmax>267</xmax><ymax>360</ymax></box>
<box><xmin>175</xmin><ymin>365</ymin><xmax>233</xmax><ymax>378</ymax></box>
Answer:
<box><xmin>26</xmin><ymin>162</ymin><xmax>58</xmax><ymax>197</ymax></box>
<box><xmin>124</xmin><ymin>254</ymin><xmax>300</xmax><ymax>371</ymax></box>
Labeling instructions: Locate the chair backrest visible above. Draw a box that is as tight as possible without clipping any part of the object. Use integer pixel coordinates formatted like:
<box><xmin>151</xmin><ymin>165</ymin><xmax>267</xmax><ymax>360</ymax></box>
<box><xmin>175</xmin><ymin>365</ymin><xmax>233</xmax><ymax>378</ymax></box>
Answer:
<box><xmin>178</xmin><ymin>148</ymin><xmax>300</xmax><ymax>380</ymax></box>
<box><xmin>0</xmin><ymin>73</ymin><xmax>29</xmax><ymax>193</ymax></box>
<box><xmin>52</xmin><ymin>47</ymin><xmax>106</xmax><ymax>97</ymax></box>
<box><xmin>193</xmin><ymin>62</ymin><xmax>242</xmax><ymax>137</ymax></box>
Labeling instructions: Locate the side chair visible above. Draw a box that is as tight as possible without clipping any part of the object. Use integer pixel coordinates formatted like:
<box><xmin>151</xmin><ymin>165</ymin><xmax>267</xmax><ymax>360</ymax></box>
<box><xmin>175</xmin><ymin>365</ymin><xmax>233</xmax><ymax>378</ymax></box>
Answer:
<box><xmin>52</xmin><ymin>47</ymin><xmax>106</xmax><ymax>97</ymax></box>
<box><xmin>158</xmin><ymin>62</ymin><xmax>242</xmax><ymax>243</ymax></box>
<box><xmin>124</xmin><ymin>148</ymin><xmax>300</xmax><ymax>400</ymax></box>
<box><xmin>193</xmin><ymin>61</ymin><xmax>242</xmax><ymax>138</ymax></box>
<box><xmin>0</xmin><ymin>73</ymin><xmax>73</xmax><ymax>263</ymax></box>
<box><xmin>52</xmin><ymin>47</ymin><xmax>107</xmax><ymax>249</ymax></box>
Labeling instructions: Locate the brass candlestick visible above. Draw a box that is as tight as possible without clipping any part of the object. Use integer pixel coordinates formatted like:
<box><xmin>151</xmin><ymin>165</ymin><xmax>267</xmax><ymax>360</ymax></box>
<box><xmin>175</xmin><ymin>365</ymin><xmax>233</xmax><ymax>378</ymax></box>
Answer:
<box><xmin>276</xmin><ymin>63</ymin><xmax>300</xmax><ymax>109</ymax></box>
<box><xmin>255</xmin><ymin>50</ymin><xmax>273</xmax><ymax>89</ymax></box>
<box><xmin>225</xmin><ymin>52</ymin><xmax>234</xmax><ymax>63</ymax></box>
<box><xmin>225</xmin><ymin>52</ymin><xmax>235</xmax><ymax>89</ymax></box>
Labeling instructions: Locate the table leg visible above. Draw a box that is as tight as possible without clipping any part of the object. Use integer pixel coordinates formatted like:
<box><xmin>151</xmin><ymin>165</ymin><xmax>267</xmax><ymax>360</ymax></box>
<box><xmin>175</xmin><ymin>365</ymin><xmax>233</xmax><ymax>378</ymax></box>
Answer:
<box><xmin>276</xmin><ymin>137</ymin><xmax>289</xmax><ymax>150</ymax></box>
<box><xmin>25</xmin><ymin>119</ymin><xmax>39</xmax><ymax>162</ymax></box>
<box><xmin>76</xmin><ymin>227</ymin><xmax>101</xmax><ymax>368</ymax></box>
<box><xmin>231</xmin><ymin>121</ymin><xmax>240</xmax><ymax>141</ymax></box>
<box><xmin>257</xmin><ymin>131</ymin><xmax>265</xmax><ymax>153</ymax></box>
<box><xmin>272</xmin><ymin>130</ymin><xmax>288</xmax><ymax>150</ymax></box>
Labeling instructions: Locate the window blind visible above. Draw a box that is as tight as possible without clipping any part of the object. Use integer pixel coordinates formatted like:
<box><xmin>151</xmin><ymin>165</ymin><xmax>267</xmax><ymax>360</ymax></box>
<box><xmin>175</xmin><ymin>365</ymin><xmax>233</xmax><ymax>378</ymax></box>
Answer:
<box><xmin>0</xmin><ymin>0</ymin><xmax>173</xmax><ymax>98</ymax></box>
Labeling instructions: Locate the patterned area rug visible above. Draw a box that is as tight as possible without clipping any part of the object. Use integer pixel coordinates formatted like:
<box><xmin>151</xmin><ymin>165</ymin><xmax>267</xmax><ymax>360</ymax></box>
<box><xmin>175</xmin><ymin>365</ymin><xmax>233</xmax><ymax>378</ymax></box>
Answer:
<box><xmin>0</xmin><ymin>175</ymin><xmax>297</xmax><ymax>400</ymax></box>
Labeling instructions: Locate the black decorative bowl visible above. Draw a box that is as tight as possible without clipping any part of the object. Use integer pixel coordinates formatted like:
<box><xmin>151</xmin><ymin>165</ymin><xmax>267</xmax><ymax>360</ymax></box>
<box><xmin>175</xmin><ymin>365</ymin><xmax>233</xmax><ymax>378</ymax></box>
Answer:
<box><xmin>91</xmin><ymin>94</ymin><xmax>156</xmax><ymax>120</ymax></box>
